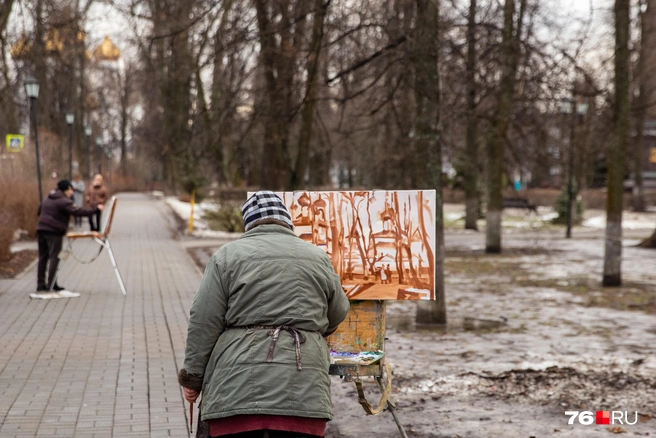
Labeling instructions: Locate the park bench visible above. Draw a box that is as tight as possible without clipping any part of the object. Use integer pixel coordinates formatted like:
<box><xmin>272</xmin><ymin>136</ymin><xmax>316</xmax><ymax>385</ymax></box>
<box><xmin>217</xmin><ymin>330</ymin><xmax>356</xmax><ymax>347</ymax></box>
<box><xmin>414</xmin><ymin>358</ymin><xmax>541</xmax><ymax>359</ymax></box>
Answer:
<box><xmin>502</xmin><ymin>196</ymin><xmax>537</xmax><ymax>212</ymax></box>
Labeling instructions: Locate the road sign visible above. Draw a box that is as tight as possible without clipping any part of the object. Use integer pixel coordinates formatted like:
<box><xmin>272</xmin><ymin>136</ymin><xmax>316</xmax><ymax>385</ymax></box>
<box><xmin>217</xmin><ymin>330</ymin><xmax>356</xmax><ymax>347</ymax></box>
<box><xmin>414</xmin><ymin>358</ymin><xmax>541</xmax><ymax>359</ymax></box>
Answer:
<box><xmin>6</xmin><ymin>134</ymin><xmax>24</xmax><ymax>152</ymax></box>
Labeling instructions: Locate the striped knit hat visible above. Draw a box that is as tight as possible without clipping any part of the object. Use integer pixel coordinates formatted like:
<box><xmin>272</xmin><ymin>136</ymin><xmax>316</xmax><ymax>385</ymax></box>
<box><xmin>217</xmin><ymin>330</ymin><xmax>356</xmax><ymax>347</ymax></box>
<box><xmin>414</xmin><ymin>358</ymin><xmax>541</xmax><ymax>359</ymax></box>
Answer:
<box><xmin>242</xmin><ymin>191</ymin><xmax>293</xmax><ymax>231</ymax></box>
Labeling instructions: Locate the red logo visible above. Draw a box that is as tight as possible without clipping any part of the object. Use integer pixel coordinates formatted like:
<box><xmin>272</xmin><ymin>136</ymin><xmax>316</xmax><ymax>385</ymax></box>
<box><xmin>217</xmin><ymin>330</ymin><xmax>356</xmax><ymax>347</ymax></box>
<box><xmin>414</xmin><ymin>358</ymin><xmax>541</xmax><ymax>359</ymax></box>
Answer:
<box><xmin>596</xmin><ymin>411</ymin><xmax>610</xmax><ymax>425</ymax></box>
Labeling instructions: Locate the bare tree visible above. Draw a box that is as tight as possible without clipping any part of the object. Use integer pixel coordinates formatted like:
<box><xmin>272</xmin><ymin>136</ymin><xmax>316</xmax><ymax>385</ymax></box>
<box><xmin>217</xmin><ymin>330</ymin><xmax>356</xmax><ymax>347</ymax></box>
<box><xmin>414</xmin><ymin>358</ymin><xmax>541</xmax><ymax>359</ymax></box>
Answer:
<box><xmin>632</xmin><ymin>0</ymin><xmax>656</xmax><ymax>212</ymax></box>
<box><xmin>0</xmin><ymin>0</ymin><xmax>18</xmax><ymax>134</ymax></box>
<box><xmin>292</xmin><ymin>0</ymin><xmax>330</xmax><ymax>188</ymax></box>
<box><xmin>0</xmin><ymin>0</ymin><xmax>16</xmax><ymax>36</ymax></box>
<box><xmin>603</xmin><ymin>0</ymin><xmax>630</xmax><ymax>286</ymax></box>
<box><xmin>485</xmin><ymin>0</ymin><xmax>526</xmax><ymax>254</ymax></box>
<box><xmin>463</xmin><ymin>0</ymin><xmax>479</xmax><ymax>230</ymax></box>
<box><xmin>412</xmin><ymin>0</ymin><xmax>445</xmax><ymax>324</ymax></box>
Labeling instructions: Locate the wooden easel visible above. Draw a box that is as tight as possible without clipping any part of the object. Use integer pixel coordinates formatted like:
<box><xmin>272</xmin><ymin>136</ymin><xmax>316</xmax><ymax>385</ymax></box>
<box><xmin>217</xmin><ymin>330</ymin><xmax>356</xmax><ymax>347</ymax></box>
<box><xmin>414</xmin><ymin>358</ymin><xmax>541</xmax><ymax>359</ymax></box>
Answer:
<box><xmin>327</xmin><ymin>300</ymin><xmax>408</xmax><ymax>438</ymax></box>
<box><xmin>52</xmin><ymin>196</ymin><xmax>127</xmax><ymax>295</ymax></box>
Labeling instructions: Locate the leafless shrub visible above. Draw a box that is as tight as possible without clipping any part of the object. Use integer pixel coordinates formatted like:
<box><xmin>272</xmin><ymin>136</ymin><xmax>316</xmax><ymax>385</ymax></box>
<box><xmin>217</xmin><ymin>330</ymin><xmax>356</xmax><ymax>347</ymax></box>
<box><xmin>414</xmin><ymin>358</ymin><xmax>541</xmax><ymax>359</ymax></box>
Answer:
<box><xmin>202</xmin><ymin>202</ymin><xmax>245</xmax><ymax>233</ymax></box>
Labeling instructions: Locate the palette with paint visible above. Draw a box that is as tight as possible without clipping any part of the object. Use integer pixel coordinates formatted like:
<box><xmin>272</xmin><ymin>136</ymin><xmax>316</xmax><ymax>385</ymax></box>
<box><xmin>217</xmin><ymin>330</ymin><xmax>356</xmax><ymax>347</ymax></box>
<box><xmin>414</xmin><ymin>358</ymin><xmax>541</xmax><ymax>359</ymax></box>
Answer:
<box><xmin>329</xmin><ymin>350</ymin><xmax>386</xmax><ymax>365</ymax></box>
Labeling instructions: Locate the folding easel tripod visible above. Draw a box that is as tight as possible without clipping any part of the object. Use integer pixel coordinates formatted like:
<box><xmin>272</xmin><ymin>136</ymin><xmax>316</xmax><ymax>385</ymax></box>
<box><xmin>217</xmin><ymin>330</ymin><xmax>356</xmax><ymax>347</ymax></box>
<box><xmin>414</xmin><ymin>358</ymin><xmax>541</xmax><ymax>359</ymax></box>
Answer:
<box><xmin>51</xmin><ymin>196</ymin><xmax>127</xmax><ymax>295</ymax></box>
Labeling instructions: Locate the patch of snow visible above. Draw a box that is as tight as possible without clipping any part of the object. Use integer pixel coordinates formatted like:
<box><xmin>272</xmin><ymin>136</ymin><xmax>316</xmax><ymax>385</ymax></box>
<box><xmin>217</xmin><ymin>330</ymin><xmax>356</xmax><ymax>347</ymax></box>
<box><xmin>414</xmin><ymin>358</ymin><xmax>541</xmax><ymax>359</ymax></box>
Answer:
<box><xmin>445</xmin><ymin>212</ymin><xmax>464</xmax><ymax>221</ymax></box>
<box><xmin>583</xmin><ymin>212</ymin><xmax>656</xmax><ymax>230</ymax></box>
<box><xmin>539</xmin><ymin>212</ymin><xmax>558</xmax><ymax>221</ymax></box>
<box><xmin>165</xmin><ymin>197</ymin><xmax>243</xmax><ymax>239</ymax></box>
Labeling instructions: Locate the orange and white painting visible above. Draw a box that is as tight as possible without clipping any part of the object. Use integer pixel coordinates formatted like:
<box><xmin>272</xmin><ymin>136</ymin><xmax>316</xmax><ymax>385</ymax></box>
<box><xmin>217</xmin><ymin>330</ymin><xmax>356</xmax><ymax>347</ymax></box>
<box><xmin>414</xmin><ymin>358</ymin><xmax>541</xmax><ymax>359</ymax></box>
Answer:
<box><xmin>276</xmin><ymin>190</ymin><xmax>436</xmax><ymax>300</ymax></box>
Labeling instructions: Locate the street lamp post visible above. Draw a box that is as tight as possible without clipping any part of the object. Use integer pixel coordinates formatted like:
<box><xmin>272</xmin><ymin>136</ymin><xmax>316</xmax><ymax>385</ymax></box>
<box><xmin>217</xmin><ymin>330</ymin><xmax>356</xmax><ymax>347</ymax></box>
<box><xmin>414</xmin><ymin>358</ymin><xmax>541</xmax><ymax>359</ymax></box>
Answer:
<box><xmin>95</xmin><ymin>136</ymin><xmax>103</xmax><ymax>174</ymax></box>
<box><xmin>105</xmin><ymin>147</ymin><xmax>112</xmax><ymax>185</ymax></box>
<box><xmin>66</xmin><ymin>112</ymin><xmax>74</xmax><ymax>179</ymax></box>
<box><xmin>573</xmin><ymin>99</ymin><xmax>588</xmax><ymax>223</ymax></box>
<box><xmin>560</xmin><ymin>96</ymin><xmax>589</xmax><ymax>239</ymax></box>
<box><xmin>85</xmin><ymin>126</ymin><xmax>92</xmax><ymax>179</ymax></box>
<box><xmin>24</xmin><ymin>76</ymin><xmax>43</xmax><ymax>204</ymax></box>
<box><xmin>560</xmin><ymin>98</ymin><xmax>574</xmax><ymax>238</ymax></box>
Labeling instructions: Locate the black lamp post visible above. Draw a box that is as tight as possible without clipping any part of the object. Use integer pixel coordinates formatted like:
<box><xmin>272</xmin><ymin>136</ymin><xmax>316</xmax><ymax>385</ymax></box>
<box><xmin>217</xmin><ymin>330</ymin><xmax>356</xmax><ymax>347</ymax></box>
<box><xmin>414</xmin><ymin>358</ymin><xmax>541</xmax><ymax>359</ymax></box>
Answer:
<box><xmin>66</xmin><ymin>111</ymin><xmax>74</xmax><ymax>179</ymax></box>
<box><xmin>85</xmin><ymin>126</ymin><xmax>92</xmax><ymax>178</ymax></box>
<box><xmin>95</xmin><ymin>136</ymin><xmax>103</xmax><ymax>174</ymax></box>
<box><xmin>560</xmin><ymin>98</ymin><xmax>574</xmax><ymax>238</ymax></box>
<box><xmin>24</xmin><ymin>76</ymin><xmax>43</xmax><ymax>204</ymax></box>
<box><xmin>560</xmin><ymin>96</ymin><xmax>588</xmax><ymax>239</ymax></box>
<box><xmin>105</xmin><ymin>146</ymin><xmax>112</xmax><ymax>185</ymax></box>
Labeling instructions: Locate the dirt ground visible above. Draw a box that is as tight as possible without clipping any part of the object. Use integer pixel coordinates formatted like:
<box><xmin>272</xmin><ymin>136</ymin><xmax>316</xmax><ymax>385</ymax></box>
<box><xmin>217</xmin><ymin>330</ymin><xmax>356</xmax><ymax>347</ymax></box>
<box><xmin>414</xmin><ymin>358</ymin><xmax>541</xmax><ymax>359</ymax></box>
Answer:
<box><xmin>324</xmin><ymin>216</ymin><xmax>656</xmax><ymax>438</ymax></box>
<box><xmin>0</xmin><ymin>249</ymin><xmax>37</xmax><ymax>279</ymax></box>
<box><xmin>183</xmin><ymin>206</ymin><xmax>656</xmax><ymax>437</ymax></box>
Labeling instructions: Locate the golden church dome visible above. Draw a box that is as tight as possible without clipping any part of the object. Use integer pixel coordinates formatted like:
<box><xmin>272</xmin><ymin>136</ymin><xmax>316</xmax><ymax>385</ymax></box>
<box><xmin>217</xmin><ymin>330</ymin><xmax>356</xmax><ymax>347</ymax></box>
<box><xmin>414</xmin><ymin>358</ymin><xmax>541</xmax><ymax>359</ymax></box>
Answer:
<box><xmin>10</xmin><ymin>34</ymin><xmax>31</xmax><ymax>59</ymax></box>
<box><xmin>93</xmin><ymin>35</ymin><xmax>120</xmax><ymax>61</ymax></box>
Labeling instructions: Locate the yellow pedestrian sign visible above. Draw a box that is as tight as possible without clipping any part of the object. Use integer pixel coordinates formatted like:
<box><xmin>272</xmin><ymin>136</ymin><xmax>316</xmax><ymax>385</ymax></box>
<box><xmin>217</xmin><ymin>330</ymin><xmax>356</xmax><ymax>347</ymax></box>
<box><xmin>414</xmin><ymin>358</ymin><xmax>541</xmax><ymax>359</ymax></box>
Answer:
<box><xmin>6</xmin><ymin>134</ymin><xmax>24</xmax><ymax>152</ymax></box>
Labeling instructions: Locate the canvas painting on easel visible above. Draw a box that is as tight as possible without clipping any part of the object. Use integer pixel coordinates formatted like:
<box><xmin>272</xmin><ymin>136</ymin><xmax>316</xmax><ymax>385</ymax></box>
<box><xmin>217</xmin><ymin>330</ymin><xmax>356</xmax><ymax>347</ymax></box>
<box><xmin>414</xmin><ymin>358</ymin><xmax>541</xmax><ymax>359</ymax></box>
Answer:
<box><xmin>273</xmin><ymin>190</ymin><xmax>436</xmax><ymax>300</ymax></box>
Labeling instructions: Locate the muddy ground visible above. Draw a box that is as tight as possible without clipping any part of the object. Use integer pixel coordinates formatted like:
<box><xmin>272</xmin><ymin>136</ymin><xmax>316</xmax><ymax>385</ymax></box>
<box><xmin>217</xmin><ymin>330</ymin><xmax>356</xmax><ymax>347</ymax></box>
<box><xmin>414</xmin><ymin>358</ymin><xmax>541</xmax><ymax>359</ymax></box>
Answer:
<box><xmin>185</xmin><ymin>208</ymin><xmax>656</xmax><ymax>438</ymax></box>
<box><xmin>325</xmin><ymin>225</ymin><xmax>656</xmax><ymax>438</ymax></box>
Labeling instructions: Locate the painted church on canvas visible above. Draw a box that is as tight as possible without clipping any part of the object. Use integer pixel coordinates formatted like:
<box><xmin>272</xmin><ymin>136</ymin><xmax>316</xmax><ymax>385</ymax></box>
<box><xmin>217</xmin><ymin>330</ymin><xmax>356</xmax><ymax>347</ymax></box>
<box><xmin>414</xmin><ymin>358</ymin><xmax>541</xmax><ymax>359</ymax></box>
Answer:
<box><xmin>272</xmin><ymin>190</ymin><xmax>436</xmax><ymax>301</ymax></box>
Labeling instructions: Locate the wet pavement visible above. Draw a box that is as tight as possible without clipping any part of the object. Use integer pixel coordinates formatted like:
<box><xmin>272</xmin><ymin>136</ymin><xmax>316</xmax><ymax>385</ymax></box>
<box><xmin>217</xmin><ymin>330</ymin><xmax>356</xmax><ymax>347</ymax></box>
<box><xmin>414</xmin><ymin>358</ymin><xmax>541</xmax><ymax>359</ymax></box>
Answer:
<box><xmin>0</xmin><ymin>193</ymin><xmax>200</xmax><ymax>437</ymax></box>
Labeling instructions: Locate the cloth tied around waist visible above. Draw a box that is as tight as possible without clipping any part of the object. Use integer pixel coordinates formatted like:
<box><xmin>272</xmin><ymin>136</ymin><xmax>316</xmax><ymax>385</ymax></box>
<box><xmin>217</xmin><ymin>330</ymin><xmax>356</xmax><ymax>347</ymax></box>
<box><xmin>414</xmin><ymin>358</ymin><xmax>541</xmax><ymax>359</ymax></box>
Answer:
<box><xmin>225</xmin><ymin>325</ymin><xmax>318</xmax><ymax>370</ymax></box>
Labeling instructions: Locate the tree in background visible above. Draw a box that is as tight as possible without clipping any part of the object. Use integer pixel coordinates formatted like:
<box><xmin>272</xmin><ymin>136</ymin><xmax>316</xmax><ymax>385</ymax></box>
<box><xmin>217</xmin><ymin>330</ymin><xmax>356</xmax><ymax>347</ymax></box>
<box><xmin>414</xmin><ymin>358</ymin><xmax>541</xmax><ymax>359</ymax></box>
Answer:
<box><xmin>411</xmin><ymin>0</ymin><xmax>445</xmax><ymax>324</ymax></box>
<box><xmin>463</xmin><ymin>0</ymin><xmax>479</xmax><ymax>231</ymax></box>
<box><xmin>632</xmin><ymin>0</ymin><xmax>656</xmax><ymax>212</ymax></box>
<box><xmin>1</xmin><ymin>0</ymin><xmax>653</xmax><ymax>256</ymax></box>
<box><xmin>485</xmin><ymin>0</ymin><xmax>526</xmax><ymax>254</ymax></box>
<box><xmin>603</xmin><ymin>0</ymin><xmax>630</xmax><ymax>286</ymax></box>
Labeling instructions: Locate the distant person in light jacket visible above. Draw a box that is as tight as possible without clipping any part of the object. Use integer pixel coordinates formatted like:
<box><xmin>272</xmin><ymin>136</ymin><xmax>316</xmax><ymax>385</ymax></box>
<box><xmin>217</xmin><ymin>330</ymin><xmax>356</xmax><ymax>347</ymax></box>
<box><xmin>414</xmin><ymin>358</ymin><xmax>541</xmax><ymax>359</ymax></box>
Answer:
<box><xmin>85</xmin><ymin>174</ymin><xmax>109</xmax><ymax>231</ymax></box>
<box><xmin>70</xmin><ymin>173</ymin><xmax>86</xmax><ymax>227</ymax></box>
<box><xmin>179</xmin><ymin>190</ymin><xmax>350</xmax><ymax>438</ymax></box>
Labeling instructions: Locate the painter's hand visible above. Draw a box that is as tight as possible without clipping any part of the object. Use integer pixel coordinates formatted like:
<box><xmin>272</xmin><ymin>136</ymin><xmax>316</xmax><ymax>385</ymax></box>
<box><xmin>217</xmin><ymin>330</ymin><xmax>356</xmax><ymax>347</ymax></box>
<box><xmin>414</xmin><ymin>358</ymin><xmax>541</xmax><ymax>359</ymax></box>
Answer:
<box><xmin>183</xmin><ymin>387</ymin><xmax>199</xmax><ymax>404</ymax></box>
<box><xmin>97</xmin><ymin>204</ymin><xmax>105</xmax><ymax>212</ymax></box>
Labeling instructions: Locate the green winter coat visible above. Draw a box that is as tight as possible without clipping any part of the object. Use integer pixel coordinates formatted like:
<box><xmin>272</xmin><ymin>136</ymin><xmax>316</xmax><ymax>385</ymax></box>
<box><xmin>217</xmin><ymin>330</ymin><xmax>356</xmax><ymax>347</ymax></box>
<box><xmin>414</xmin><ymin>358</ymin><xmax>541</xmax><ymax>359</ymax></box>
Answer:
<box><xmin>179</xmin><ymin>224</ymin><xmax>350</xmax><ymax>422</ymax></box>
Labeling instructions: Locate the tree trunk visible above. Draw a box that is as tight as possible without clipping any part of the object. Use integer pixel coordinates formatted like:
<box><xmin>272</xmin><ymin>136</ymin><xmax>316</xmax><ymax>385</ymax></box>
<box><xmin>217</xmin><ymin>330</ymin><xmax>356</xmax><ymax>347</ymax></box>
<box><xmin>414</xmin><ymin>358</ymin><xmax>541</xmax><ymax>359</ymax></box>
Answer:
<box><xmin>33</xmin><ymin>0</ymin><xmax>48</xmax><ymax>132</ymax></box>
<box><xmin>148</xmin><ymin>0</ymin><xmax>195</xmax><ymax>191</ymax></box>
<box><xmin>485</xmin><ymin>0</ymin><xmax>525</xmax><ymax>253</ymax></box>
<box><xmin>412</xmin><ymin>0</ymin><xmax>445</xmax><ymax>325</ymax></box>
<box><xmin>632</xmin><ymin>0</ymin><xmax>656</xmax><ymax>212</ymax></box>
<box><xmin>76</xmin><ymin>22</ymin><xmax>89</xmax><ymax>178</ymax></box>
<box><xmin>0</xmin><ymin>0</ymin><xmax>17</xmax><ymax>133</ymax></box>
<box><xmin>216</xmin><ymin>1</ymin><xmax>236</xmax><ymax>186</ymax></box>
<box><xmin>119</xmin><ymin>66</ymin><xmax>131</xmax><ymax>176</ymax></box>
<box><xmin>0</xmin><ymin>37</ymin><xmax>18</xmax><ymax>133</ymax></box>
<box><xmin>412</xmin><ymin>0</ymin><xmax>440</xmax><ymax>189</ymax></box>
<box><xmin>0</xmin><ymin>0</ymin><xmax>16</xmax><ymax>36</ymax></box>
<box><xmin>603</xmin><ymin>0</ymin><xmax>630</xmax><ymax>286</ymax></box>
<box><xmin>292</xmin><ymin>0</ymin><xmax>329</xmax><ymax>189</ymax></box>
<box><xmin>464</xmin><ymin>0</ymin><xmax>479</xmax><ymax>230</ymax></box>
<box><xmin>255</xmin><ymin>0</ymin><xmax>291</xmax><ymax>190</ymax></box>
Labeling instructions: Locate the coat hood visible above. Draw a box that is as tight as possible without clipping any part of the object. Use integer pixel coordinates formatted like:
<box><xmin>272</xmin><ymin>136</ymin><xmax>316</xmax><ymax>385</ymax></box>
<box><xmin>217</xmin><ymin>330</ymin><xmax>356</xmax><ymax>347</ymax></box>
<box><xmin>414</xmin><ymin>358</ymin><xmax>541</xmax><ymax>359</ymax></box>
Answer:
<box><xmin>47</xmin><ymin>189</ymin><xmax>68</xmax><ymax>200</ymax></box>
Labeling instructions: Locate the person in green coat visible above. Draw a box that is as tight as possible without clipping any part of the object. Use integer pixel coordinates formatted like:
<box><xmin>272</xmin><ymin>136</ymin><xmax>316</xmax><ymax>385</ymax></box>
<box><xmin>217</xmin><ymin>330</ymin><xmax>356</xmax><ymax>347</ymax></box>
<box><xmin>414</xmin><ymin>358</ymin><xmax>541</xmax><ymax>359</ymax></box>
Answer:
<box><xmin>179</xmin><ymin>190</ymin><xmax>350</xmax><ymax>438</ymax></box>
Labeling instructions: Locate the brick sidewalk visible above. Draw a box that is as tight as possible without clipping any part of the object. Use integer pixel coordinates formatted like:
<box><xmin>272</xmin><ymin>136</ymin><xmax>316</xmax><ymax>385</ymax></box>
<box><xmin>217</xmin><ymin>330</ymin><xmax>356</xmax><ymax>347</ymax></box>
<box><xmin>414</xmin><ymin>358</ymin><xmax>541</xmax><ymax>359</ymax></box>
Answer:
<box><xmin>0</xmin><ymin>193</ymin><xmax>201</xmax><ymax>437</ymax></box>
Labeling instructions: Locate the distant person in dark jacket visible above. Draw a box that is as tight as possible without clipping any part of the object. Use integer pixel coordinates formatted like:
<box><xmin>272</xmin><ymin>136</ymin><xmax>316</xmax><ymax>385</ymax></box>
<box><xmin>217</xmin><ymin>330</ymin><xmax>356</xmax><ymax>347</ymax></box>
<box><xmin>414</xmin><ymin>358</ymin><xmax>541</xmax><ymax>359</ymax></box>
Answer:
<box><xmin>85</xmin><ymin>174</ymin><xmax>109</xmax><ymax>232</ymax></box>
<box><xmin>36</xmin><ymin>180</ymin><xmax>104</xmax><ymax>292</ymax></box>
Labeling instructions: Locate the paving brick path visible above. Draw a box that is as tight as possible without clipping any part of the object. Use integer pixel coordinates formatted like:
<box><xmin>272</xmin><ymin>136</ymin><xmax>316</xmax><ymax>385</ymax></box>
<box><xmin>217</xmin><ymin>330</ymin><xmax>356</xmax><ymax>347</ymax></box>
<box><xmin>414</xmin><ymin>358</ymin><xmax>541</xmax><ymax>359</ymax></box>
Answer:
<box><xmin>0</xmin><ymin>193</ymin><xmax>201</xmax><ymax>437</ymax></box>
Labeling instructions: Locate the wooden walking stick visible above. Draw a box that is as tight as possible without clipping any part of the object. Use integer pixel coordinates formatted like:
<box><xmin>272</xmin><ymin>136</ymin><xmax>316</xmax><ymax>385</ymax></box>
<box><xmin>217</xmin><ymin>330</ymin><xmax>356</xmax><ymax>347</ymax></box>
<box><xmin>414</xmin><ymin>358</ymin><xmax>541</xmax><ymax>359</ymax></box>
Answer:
<box><xmin>190</xmin><ymin>401</ymin><xmax>193</xmax><ymax>433</ymax></box>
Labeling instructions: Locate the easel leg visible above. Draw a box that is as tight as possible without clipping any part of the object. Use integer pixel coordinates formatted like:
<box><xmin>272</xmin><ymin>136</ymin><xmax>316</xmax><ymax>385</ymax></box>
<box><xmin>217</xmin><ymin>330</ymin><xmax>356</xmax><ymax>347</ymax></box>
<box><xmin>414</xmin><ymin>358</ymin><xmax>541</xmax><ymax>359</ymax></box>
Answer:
<box><xmin>104</xmin><ymin>240</ymin><xmax>127</xmax><ymax>296</ymax></box>
<box><xmin>375</xmin><ymin>376</ymin><xmax>408</xmax><ymax>438</ymax></box>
